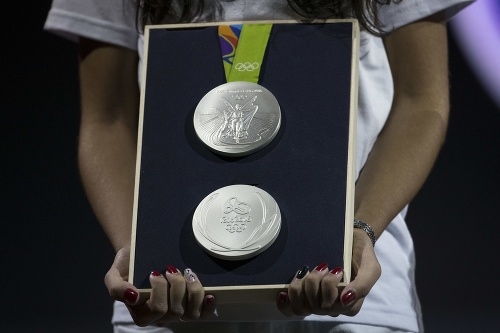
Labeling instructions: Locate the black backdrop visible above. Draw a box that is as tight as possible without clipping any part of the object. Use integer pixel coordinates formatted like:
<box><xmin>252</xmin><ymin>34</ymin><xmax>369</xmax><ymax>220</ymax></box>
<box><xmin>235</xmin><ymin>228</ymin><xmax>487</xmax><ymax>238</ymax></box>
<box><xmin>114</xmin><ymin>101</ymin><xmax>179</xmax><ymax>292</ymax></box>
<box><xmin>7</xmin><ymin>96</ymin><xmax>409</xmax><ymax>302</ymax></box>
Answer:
<box><xmin>2</xmin><ymin>2</ymin><xmax>499</xmax><ymax>332</ymax></box>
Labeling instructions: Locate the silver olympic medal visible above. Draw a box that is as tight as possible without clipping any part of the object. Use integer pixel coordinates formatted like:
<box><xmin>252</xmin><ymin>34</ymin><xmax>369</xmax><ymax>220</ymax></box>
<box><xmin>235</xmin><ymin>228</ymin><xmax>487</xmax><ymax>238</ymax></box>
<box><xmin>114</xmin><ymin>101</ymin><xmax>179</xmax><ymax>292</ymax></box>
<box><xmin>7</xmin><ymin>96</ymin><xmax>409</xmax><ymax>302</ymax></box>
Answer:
<box><xmin>192</xmin><ymin>184</ymin><xmax>281</xmax><ymax>260</ymax></box>
<box><xmin>193</xmin><ymin>82</ymin><xmax>281</xmax><ymax>156</ymax></box>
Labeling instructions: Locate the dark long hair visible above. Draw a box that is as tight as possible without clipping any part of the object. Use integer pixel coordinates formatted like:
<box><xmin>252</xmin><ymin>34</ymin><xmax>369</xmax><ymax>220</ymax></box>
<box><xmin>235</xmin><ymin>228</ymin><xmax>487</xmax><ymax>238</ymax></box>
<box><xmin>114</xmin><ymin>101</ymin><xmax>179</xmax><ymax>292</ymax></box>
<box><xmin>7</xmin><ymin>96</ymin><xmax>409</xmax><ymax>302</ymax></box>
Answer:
<box><xmin>137</xmin><ymin>0</ymin><xmax>394</xmax><ymax>35</ymax></box>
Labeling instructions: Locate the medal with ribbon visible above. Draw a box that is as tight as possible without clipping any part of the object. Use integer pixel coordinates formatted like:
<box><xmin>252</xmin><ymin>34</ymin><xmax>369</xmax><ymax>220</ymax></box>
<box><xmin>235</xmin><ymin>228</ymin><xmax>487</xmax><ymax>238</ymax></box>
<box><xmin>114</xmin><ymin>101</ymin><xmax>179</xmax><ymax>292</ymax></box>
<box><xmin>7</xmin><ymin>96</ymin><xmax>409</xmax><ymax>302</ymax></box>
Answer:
<box><xmin>193</xmin><ymin>24</ymin><xmax>281</xmax><ymax>157</ymax></box>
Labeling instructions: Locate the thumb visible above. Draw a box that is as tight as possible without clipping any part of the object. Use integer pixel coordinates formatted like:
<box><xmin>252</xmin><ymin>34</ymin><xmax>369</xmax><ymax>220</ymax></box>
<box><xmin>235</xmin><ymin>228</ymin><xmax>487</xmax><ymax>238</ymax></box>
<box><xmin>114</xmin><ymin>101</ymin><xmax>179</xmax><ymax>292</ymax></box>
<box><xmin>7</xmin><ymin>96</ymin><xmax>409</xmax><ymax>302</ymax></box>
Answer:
<box><xmin>341</xmin><ymin>232</ymin><xmax>381</xmax><ymax>308</ymax></box>
<box><xmin>276</xmin><ymin>291</ymin><xmax>296</xmax><ymax>317</ymax></box>
<box><xmin>104</xmin><ymin>248</ymin><xmax>140</xmax><ymax>306</ymax></box>
<box><xmin>105</xmin><ymin>266</ymin><xmax>140</xmax><ymax>305</ymax></box>
<box><xmin>200</xmin><ymin>294</ymin><xmax>217</xmax><ymax>319</ymax></box>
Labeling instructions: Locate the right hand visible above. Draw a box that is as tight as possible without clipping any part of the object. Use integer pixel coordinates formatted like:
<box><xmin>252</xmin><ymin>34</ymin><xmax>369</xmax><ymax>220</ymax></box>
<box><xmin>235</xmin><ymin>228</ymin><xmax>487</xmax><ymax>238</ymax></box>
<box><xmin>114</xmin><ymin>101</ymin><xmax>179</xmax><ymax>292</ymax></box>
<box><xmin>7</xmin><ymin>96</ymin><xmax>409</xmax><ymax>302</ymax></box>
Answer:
<box><xmin>104</xmin><ymin>246</ymin><xmax>216</xmax><ymax>326</ymax></box>
<box><xmin>276</xmin><ymin>228</ymin><xmax>381</xmax><ymax>317</ymax></box>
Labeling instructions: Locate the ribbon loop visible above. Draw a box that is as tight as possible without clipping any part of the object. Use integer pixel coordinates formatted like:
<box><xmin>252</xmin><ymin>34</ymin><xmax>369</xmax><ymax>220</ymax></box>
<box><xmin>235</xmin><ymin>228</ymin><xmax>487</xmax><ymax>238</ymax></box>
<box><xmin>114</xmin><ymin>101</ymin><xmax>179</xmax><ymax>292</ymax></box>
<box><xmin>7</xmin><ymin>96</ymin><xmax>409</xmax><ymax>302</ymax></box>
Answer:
<box><xmin>218</xmin><ymin>24</ymin><xmax>273</xmax><ymax>83</ymax></box>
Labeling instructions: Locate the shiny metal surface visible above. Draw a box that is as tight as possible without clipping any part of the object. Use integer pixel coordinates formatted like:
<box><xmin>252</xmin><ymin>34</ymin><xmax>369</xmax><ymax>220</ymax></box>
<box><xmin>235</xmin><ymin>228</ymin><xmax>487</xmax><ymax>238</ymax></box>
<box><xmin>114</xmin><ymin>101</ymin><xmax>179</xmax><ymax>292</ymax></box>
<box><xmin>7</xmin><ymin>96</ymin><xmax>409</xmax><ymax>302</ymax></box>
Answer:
<box><xmin>193</xmin><ymin>82</ymin><xmax>281</xmax><ymax>156</ymax></box>
<box><xmin>192</xmin><ymin>184</ymin><xmax>281</xmax><ymax>260</ymax></box>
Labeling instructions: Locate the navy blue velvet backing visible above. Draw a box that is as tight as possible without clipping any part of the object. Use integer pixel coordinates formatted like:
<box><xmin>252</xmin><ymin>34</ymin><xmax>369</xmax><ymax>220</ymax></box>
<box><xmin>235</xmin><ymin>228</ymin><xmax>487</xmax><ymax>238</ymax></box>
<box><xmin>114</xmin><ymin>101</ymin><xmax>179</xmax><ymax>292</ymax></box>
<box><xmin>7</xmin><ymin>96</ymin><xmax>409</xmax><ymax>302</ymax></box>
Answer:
<box><xmin>133</xmin><ymin>23</ymin><xmax>354</xmax><ymax>289</ymax></box>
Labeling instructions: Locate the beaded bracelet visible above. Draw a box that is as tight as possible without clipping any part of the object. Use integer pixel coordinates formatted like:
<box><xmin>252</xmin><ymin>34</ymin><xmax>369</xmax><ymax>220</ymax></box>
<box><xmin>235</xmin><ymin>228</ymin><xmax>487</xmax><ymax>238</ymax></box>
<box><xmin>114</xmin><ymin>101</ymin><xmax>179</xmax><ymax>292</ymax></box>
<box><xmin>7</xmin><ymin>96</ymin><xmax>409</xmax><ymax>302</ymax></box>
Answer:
<box><xmin>354</xmin><ymin>219</ymin><xmax>376</xmax><ymax>247</ymax></box>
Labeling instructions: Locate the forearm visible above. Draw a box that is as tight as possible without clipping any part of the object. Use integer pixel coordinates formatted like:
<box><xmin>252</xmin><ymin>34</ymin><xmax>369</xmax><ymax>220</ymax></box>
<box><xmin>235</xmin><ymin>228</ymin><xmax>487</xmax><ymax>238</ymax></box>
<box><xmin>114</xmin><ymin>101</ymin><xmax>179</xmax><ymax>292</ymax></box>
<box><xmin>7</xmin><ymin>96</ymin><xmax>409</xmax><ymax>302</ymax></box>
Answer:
<box><xmin>78</xmin><ymin>38</ymin><xmax>140</xmax><ymax>252</ymax></box>
<box><xmin>354</xmin><ymin>101</ymin><xmax>448</xmax><ymax>238</ymax></box>
<box><xmin>354</xmin><ymin>17</ymin><xmax>449</xmax><ymax>239</ymax></box>
<box><xmin>79</xmin><ymin>120</ymin><xmax>138</xmax><ymax>252</ymax></box>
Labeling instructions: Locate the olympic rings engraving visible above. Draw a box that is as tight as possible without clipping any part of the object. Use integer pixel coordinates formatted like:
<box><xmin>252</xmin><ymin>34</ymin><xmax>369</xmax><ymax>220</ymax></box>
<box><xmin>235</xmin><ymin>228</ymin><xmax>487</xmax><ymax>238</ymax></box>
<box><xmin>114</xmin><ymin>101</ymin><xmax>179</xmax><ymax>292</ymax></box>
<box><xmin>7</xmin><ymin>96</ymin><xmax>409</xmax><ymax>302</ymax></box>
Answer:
<box><xmin>235</xmin><ymin>62</ymin><xmax>260</xmax><ymax>71</ymax></box>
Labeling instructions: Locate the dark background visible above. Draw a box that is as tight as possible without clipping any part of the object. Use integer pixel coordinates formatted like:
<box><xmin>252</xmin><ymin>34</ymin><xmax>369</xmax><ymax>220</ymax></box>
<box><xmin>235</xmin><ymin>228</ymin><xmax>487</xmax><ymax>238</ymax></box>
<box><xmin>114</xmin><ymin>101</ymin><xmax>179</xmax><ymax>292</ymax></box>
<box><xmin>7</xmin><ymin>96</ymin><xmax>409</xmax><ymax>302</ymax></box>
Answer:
<box><xmin>2</xmin><ymin>2</ymin><xmax>499</xmax><ymax>332</ymax></box>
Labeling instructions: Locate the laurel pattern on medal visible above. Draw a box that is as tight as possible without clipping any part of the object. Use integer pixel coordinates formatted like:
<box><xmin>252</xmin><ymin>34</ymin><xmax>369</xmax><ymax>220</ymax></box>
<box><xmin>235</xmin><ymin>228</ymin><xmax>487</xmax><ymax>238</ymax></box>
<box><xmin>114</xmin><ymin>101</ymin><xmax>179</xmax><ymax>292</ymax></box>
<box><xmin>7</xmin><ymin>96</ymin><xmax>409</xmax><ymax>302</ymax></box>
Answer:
<box><xmin>193</xmin><ymin>191</ymin><xmax>280</xmax><ymax>253</ymax></box>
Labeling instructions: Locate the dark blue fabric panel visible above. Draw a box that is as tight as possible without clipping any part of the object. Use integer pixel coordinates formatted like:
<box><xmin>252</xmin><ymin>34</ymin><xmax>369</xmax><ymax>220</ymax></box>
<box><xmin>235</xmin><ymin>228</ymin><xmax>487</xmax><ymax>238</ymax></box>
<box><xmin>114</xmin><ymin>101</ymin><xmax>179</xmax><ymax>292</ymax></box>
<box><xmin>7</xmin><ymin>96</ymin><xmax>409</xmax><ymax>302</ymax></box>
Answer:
<box><xmin>133</xmin><ymin>23</ymin><xmax>354</xmax><ymax>289</ymax></box>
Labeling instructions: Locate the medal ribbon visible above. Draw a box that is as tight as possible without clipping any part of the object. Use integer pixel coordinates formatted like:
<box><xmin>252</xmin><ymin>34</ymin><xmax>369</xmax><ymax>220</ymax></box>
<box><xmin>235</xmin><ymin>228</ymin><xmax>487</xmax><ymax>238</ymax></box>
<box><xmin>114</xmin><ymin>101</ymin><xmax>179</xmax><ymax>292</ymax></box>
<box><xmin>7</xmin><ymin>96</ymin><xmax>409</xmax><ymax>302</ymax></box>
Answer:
<box><xmin>218</xmin><ymin>24</ymin><xmax>272</xmax><ymax>83</ymax></box>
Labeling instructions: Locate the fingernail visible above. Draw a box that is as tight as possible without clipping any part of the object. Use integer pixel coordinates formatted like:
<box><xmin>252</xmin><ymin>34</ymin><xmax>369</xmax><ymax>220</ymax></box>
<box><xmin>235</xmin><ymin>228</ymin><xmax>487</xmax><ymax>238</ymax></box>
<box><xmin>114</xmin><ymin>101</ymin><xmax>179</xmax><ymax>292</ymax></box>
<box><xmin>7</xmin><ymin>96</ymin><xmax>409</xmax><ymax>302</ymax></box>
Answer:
<box><xmin>151</xmin><ymin>270</ymin><xmax>161</xmax><ymax>277</ymax></box>
<box><xmin>184</xmin><ymin>268</ymin><xmax>196</xmax><ymax>282</ymax></box>
<box><xmin>315</xmin><ymin>262</ymin><xmax>328</xmax><ymax>272</ymax></box>
<box><xmin>166</xmin><ymin>265</ymin><xmax>178</xmax><ymax>274</ymax></box>
<box><xmin>205</xmin><ymin>295</ymin><xmax>215</xmax><ymax>306</ymax></box>
<box><xmin>341</xmin><ymin>290</ymin><xmax>356</xmax><ymax>306</ymax></box>
<box><xmin>278</xmin><ymin>292</ymin><xmax>288</xmax><ymax>304</ymax></box>
<box><xmin>330</xmin><ymin>267</ymin><xmax>343</xmax><ymax>275</ymax></box>
<box><xmin>295</xmin><ymin>265</ymin><xmax>309</xmax><ymax>279</ymax></box>
<box><xmin>124</xmin><ymin>289</ymin><xmax>138</xmax><ymax>304</ymax></box>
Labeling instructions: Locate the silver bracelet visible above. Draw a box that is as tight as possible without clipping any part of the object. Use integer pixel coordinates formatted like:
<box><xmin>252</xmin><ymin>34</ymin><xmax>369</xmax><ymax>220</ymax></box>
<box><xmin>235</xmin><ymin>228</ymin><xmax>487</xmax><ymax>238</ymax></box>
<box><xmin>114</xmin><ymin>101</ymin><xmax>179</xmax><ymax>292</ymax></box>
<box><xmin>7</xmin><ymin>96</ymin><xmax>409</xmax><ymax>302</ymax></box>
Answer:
<box><xmin>354</xmin><ymin>219</ymin><xmax>376</xmax><ymax>246</ymax></box>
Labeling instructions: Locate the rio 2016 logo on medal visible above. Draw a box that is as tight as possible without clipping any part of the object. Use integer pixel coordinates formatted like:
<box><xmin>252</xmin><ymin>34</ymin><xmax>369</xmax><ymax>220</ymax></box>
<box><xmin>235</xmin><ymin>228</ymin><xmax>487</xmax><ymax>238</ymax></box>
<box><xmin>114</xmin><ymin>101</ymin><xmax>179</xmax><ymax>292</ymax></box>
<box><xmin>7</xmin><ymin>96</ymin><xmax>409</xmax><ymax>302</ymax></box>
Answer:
<box><xmin>192</xmin><ymin>184</ymin><xmax>281</xmax><ymax>260</ymax></box>
<box><xmin>193</xmin><ymin>81</ymin><xmax>281</xmax><ymax>156</ymax></box>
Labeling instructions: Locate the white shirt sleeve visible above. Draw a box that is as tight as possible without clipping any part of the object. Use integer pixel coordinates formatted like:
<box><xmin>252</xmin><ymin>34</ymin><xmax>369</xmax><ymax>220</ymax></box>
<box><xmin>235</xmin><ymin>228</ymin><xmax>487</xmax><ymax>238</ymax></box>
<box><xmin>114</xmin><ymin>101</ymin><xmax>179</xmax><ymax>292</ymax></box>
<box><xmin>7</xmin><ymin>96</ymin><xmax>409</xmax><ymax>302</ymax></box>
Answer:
<box><xmin>379</xmin><ymin>0</ymin><xmax>474</xmax><ymax>33</ymax></box>
<box><xmin>44</xmin><ymin>0</ymin><xmax>139</xmax><ymax>51</ymax></box>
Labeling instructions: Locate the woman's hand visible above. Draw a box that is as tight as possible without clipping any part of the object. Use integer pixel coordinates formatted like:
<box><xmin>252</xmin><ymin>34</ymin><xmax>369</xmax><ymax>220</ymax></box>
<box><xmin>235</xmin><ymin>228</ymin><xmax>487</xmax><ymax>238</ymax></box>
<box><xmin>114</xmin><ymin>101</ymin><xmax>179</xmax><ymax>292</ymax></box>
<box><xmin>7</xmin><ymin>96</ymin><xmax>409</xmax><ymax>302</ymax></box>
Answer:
<box><xmin>104</xmin><ymin>246</ymin><xmax>216</xmax><ymax>326</ymax></box>
<box><xmin>276</xmin><ymin>229</ymin><xmax>381</xmax><ymax>317</ymax></box>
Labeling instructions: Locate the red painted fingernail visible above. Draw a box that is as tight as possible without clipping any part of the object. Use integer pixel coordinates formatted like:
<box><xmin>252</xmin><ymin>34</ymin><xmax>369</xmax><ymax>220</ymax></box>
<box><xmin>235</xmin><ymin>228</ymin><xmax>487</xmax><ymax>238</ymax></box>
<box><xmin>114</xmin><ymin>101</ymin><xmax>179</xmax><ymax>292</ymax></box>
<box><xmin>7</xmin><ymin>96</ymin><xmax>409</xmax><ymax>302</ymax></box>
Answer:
<box><xmin>341</xmin><ymin>290</ymin><xmax>356</xmax><ymax>306</ymax></box>
<box><xmin>315</xmin><ymin>262</ymin><xmax>328</xmax><ymax>272</ymax></box>
<box><xmin>151</xmin><ymin>270</ymin><xmax>161</xmax><ymax>277</ymax></box>
<box><xmin>205</xmin><ymin>295</ymin><xmax>215</xmax><ymax>306</ymax></box>
<box><xmin>330</xmin><ymin>267</ymin><xmax>343</xmax><ymax>275</ymax></box>
<box><xmin>278</xmin><ymin>292</ymin><xmax>288</xmax><ymax>304</ymax></box>
<box><xmin>166</xmin><ymin>265</ymin><xmax>178</xmax><ymax>274</ymax></box>
<box><xmin>124</xmin><ymin>289</ymin><xmax>138</xmax><ymax>304</ymax></box>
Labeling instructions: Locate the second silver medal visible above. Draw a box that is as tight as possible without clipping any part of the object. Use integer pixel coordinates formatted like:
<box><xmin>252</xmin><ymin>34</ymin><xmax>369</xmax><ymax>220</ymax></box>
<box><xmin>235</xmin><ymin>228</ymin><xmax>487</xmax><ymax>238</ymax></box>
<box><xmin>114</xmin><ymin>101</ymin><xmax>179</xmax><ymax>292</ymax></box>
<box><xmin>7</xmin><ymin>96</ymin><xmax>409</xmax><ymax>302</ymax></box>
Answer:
<box><xmin>192</xmin><ymin>185</ymin><xmax>281</xmax><ymax>260</ymax></box>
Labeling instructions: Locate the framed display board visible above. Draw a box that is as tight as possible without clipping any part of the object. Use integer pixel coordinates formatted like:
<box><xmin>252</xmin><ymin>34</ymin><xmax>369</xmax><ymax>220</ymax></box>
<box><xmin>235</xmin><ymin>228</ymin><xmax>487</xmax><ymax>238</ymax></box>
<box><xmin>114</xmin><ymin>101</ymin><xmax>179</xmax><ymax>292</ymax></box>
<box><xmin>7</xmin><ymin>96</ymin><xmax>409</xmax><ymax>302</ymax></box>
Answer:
<box><xmin>130</xmin><ymin>19</ymin><xmax>359</xmax><ymax>305</ymax></box>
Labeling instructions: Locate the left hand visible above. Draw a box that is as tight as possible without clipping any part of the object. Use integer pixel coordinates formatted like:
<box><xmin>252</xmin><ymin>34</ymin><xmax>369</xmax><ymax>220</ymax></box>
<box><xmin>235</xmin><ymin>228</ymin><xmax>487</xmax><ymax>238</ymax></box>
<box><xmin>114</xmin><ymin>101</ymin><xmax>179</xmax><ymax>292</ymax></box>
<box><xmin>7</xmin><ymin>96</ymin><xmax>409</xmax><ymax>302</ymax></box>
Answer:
<box><xmin>105</xmin><ymin>246</ymin><xmax>216</xmax><ymax>326</ymax></box>
<box><xmin>276</xmin><ymin>228</ymin><xmax>381</xmax><ymax>317</ymax></box>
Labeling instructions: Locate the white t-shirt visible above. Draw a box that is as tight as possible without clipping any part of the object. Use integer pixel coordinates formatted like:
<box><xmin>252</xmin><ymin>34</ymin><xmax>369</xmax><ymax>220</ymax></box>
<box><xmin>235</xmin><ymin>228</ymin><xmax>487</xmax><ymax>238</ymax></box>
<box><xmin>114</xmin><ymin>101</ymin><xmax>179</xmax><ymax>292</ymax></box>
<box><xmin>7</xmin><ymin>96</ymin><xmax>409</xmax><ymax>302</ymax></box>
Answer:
<box><xmin>44</xmin><ymin>1</ymin><xmax>472</xmax><ymax>332</ymax></box>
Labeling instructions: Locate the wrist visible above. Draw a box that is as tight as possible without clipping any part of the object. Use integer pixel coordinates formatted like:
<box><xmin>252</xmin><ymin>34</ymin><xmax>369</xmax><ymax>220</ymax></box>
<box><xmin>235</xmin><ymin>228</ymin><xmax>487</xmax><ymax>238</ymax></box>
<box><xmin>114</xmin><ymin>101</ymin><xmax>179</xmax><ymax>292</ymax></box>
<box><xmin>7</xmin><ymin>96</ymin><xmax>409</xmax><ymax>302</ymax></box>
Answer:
<box><xmin>353</xmin><ymin>219</ymin><xmax>376</xmax><ymax>247</ymax></box>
